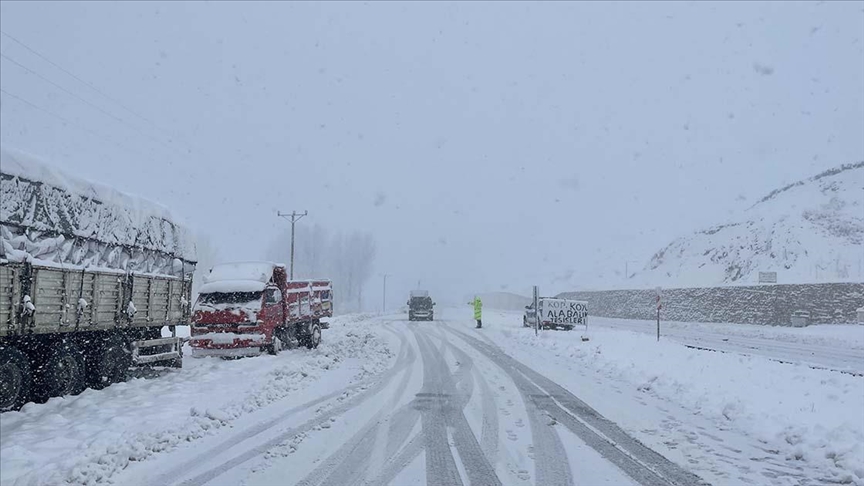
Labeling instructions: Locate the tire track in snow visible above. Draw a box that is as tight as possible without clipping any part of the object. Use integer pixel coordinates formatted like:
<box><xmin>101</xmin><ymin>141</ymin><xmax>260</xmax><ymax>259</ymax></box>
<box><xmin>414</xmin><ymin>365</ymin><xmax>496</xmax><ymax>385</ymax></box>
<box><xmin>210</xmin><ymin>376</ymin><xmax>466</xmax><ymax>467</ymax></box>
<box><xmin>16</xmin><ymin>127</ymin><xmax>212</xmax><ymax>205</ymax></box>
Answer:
<box><xmin>169</xmin><ymin>329</ymin><xmax>413</xmax><ymax>486</ymax></box>
<box><xmin>475</xmin><ymin>364</ymin><xmax>500</xmax><ymax>466</ymax></box>
<box><xmin>446</xmin><ymin>326</ymin><xmax>707</xmax><ymax>486</ymax></box>
<box><xmin>292</xmin><ymin>323</ymin><xmax>474</xmax><ymax>486</ymax></box>
<box><xmin>428</xmin><ymin>322</ymin><xmax>500</xmax><ymax>466</ymax></box>
<box><xmin>262</xmin><ymin>323</ymin><xmax>501</xmax><ymax>486</ymax></box>
<box><xmin>439</xmin><ymin>323</ymin><xmax>573</xmax><ymax>486</ymax></box>
<box><xmin>294</xmin><ymin>329</ymin><xmax>418</xmax><ymax>486</ymax></box>
<box><xmin>366</xmin><ymin>434</ymin><xmax>424</xmax><ymax>486</ymax></box>
<box><xmin>412</xmin><ymin>328</ymin><xmax>502</xmax><ymax>486</ymax></box>
<box><xmin>412</xmin><ymin>329</ymin><xmax>465</xmax><ymax>486</ymax></box>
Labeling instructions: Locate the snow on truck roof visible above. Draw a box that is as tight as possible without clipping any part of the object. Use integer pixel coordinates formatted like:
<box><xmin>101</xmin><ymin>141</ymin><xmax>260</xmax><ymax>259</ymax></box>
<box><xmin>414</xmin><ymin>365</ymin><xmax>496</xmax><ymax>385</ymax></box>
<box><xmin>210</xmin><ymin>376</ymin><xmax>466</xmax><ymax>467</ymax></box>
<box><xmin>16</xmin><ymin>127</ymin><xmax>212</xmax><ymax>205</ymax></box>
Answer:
<box><xmin>204</xmin><ymin>262</ymin><xmax>281</xmax><ymax>284</ymax></box>
<box><xmin>199</xmin><ymin>263</ymin><xmax>330</xmax><ymax>294</ymax></box>
<box><xmin>0</xmin><ymin>146</ymin><xmax>196</xmax><ymax>262</ymax></box>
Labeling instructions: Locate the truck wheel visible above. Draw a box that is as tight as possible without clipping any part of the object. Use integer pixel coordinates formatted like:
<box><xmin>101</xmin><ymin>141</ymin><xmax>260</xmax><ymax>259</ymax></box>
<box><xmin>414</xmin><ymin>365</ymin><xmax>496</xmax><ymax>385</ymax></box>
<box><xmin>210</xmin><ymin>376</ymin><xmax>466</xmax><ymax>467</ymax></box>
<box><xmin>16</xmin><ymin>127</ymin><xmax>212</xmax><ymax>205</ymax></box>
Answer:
<box><xmin>523</xmin><ymin>317</ymin><xmax>528</xmax><ymax>327</ymax></box>
<box><xmin>305</xmin><ymin>323</ymin><xmax>321</xmax><ymax>349</ymax></box>
<box><xmin>266</xmin><ymin>334</ymin><xmax>284</xmax><ymax>356</ymax></box>
<box><xmin>0</xmin><ymin>347</ymin><xmax>32</xmax><ymax>412</ymax></box>
<box><xmin>87</xmin><ymin>335</ymin><xmax>132</xmax><ymax>389</ymax></box>
<box><xmin>34</xmin><ymin>339</ymin><xmax>86</xmax><ymax>401</ymax></box>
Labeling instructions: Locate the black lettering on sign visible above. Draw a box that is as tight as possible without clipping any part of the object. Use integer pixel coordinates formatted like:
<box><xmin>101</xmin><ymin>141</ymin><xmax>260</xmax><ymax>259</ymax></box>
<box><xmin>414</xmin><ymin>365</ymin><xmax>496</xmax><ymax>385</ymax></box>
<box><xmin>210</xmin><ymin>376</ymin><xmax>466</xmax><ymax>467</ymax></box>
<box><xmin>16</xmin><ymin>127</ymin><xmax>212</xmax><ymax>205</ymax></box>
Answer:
<box><xmin>541</xmin><ymin>301</ymin><xmax>589</xmax><ymax>324</ymax></box>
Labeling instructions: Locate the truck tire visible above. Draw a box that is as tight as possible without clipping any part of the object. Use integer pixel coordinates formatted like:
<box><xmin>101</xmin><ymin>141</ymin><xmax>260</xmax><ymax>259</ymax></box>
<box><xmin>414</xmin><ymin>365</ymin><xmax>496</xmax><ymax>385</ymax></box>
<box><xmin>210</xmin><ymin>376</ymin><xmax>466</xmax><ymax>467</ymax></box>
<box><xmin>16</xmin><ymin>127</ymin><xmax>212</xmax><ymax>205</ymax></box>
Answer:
<box><xmin>305</xmin><ymin>322</ymin><xmax>322</xmax><ymax>349</ymax></box>
<box><xmin>523</xmin><ymin>316</ymin><xmax>528</xmax><ymax>327</ymax></box>
<box><xmin>0</xmin><ymin>347</ymin><xmax>32</xmax><ymax>412</ymax></box>
<box><xmin>265</xmin><ymin>334</ymin><xmax>284</xmax><ymax>356</ymax></box>
<box><xmin>33</xmin><ymin>339</ymin><xmax>86</xmax><ymax>401</ymax></box>
<box><xmin>87</xmin><ymin>334</ymin><xmax>132</xmax><ymax>389</ymax></box>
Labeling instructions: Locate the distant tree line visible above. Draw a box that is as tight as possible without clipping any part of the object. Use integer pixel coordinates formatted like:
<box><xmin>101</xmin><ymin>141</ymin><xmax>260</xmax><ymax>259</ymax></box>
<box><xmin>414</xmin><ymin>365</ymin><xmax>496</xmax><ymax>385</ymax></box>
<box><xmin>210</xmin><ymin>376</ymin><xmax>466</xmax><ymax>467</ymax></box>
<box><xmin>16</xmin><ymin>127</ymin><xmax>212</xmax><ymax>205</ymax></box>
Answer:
<box><xmin>267</xmin><ymin>224</ymin><xmax>377</xmax><ymax>313</ymax></box>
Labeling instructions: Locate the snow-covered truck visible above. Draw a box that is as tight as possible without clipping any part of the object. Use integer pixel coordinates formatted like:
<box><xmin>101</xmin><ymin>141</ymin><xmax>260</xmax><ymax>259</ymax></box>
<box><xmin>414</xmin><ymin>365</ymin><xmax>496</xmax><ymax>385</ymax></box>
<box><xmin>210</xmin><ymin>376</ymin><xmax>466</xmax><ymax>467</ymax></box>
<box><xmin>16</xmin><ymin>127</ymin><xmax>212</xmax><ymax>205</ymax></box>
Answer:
<box><xmin>523</xmin><ymin>297</ymin><xmax>589</xmax><ymax>330</ymax></box>
<box><xmin>189</xmin><ymin>262</ymin><xmax>331</xmax><ymax>357</ymax></box>
<box><xmin>0</xmin><ymin>147</ymin><xmax>196</xmax><ymax>411</ymax></box>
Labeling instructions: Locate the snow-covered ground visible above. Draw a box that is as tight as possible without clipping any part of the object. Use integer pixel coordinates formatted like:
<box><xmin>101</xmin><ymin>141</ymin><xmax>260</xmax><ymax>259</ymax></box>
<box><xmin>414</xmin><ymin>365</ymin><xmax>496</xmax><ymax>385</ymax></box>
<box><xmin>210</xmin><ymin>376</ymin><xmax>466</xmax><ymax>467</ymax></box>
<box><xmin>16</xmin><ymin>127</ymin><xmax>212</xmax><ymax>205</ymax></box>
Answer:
<box><xmin>0</xmin><ymin>315</ymin><xmax>394</xmax><ymax>486</ymax></box>
<box><xmin>2</xmin><ymin>310</ymin><xmax>862</xmax><ymax>486</ymax></box>
<box><xmin>477</xmin><ymin>309</ymin><xmax>864</xmax><ymax>485</ymax></box>
<box><xmin>588</xmin><ymin>316</ymin><xmax>864</xmax><ymax>375</ymax></box>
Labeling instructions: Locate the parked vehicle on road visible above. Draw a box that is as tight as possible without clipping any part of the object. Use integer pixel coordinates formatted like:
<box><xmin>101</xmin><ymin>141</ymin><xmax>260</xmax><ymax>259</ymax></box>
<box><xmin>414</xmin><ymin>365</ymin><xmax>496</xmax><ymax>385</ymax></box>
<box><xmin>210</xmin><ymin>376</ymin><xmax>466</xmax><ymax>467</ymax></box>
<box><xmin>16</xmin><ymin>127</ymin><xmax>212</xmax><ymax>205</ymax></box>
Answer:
<box><xmin>524</xmin><ymin>297</ymin><xmax>588</xmax><ymax>331</ymax></box>
<box><xmin>407</xmin><ymin>290</ymin><xmax>435</xmax><ymax>321</ymax></box>
<box><xmin>190</xmin><ymin>262</ymin><xmax>332</xmax><ymax>357</ymax></box>
<box><xmin>0</xmin><ymin>147</ymin><xmax>195</xmax><ymax>412</ymax></box>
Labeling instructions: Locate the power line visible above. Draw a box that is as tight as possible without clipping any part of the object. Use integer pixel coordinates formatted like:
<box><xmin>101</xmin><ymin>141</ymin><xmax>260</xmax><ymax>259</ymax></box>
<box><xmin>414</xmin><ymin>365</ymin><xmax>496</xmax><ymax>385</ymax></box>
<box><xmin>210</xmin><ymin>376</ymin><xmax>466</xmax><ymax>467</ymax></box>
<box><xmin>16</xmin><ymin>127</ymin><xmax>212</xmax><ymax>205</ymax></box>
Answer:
<box><xmin>0</xmin><ymin>52</ymin><xmax>188</xmax><ymax>158</ymax></box>
<box><xmin>0</xmin><ymin>87</ymin><xmax>150</xmax><ymax>159</ymax></box>
<box><xmin>0</xmin><ymin>52</ymin><xmax>186</xmax><ymax>157</ymax></box>
<box><xmin>0</xmin><ymin>29</ymin><xmax>192</xmax><ymax>153</ymax></box>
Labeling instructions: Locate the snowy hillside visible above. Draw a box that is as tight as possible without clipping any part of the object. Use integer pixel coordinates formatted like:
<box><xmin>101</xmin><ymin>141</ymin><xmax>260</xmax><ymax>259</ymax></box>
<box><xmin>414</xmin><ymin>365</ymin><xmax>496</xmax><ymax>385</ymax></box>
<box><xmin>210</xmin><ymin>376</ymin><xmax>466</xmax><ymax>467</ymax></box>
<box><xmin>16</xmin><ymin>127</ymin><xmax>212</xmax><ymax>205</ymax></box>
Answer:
<box><xmin>632</xmin><ymin>162</ymin><xmax>864</xmax><ymax>287</ymax></box>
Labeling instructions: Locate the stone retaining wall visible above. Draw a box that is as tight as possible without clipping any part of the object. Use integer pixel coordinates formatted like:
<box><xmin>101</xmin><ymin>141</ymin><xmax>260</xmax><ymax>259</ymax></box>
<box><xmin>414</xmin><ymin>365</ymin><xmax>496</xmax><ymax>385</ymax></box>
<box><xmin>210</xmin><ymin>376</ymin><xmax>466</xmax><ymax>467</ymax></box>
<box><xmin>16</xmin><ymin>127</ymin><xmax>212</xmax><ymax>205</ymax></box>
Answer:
<box><xmin>557</xmin><ymin>283</ymin><xmax>864</xmax><ymax>325</ymax></box>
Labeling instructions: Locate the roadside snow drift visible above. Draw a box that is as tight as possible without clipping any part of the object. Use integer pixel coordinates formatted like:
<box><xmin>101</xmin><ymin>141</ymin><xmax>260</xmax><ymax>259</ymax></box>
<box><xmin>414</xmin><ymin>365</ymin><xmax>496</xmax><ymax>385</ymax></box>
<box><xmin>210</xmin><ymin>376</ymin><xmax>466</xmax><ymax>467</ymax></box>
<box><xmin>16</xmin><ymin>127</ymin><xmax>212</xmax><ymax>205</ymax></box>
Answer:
<box><xmin>0</xmin><ymin>315</ymin><xmax>394</xmax><ymax>486</ymax></box>
<box><xmin>481</xmin><ymin>310</ymin><xmax>864</xmax><ymax>485</ymax></box>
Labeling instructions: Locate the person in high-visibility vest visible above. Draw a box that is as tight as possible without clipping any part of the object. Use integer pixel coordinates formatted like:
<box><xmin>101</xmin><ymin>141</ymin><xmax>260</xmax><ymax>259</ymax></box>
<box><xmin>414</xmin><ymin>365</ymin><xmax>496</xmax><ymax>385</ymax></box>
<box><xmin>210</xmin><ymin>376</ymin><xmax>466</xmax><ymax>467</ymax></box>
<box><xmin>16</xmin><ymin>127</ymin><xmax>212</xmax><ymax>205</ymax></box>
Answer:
<box><xmin>471</xmin><ymin>296</ymin><xmax>483</xmax><ymax>328</ymax></box>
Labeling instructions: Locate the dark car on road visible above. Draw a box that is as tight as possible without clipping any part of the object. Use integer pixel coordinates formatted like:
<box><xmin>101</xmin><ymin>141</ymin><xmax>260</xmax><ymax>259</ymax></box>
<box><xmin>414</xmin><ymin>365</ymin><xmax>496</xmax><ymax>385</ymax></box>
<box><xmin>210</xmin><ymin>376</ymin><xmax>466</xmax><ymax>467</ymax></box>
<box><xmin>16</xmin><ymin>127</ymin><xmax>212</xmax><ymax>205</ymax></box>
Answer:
<box><xmin>408</xmin><ymin>290</ymin><xmax>435</xmax><ymax>321</ymax></box>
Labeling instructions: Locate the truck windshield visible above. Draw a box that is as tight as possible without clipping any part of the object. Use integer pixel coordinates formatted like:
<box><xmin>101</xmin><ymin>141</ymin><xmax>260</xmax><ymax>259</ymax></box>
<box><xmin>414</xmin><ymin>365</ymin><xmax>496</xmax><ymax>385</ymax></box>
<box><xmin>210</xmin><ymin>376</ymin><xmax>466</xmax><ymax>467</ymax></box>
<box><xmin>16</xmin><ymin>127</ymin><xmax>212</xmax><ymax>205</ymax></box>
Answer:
<box><xmin>197</xmin><ymin>291</ymin><xmax>262</xmax><ymax>306</ymax></box>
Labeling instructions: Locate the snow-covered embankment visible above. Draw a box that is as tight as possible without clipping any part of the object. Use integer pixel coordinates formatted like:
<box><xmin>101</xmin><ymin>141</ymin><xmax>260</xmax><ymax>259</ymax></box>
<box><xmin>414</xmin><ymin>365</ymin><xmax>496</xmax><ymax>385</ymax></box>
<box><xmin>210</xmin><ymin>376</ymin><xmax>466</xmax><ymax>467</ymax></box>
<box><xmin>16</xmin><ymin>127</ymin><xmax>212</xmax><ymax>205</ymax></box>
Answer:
<box><xmin>0</xmin><ymin>315</ymin><xmax>395</xmax><ymax>486</ymax></box>
<box><xmin>481</xmin><ymin>310</ymin><xmax>864</xmax><ymax>485</ymax></box>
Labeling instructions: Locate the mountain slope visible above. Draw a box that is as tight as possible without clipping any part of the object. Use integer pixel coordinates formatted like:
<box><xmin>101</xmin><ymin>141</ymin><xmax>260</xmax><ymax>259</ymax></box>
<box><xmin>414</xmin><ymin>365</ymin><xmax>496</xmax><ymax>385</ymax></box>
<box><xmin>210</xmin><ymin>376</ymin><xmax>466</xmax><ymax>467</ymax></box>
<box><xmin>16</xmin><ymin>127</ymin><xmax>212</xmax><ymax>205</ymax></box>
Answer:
<box><xmin>631</xmin><ymin>162</ymin><xmax>864</xmax><ymax>287</ymax></box>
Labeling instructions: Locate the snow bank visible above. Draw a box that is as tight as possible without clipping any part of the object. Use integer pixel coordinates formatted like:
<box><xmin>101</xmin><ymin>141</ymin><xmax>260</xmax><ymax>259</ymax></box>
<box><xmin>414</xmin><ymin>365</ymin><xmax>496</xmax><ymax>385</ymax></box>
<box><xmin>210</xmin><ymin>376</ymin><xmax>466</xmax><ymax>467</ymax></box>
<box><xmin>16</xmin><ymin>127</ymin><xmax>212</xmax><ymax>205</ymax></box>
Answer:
<box><xmin>482</xmin><ymin>311</ymin><xmax>864</xmax><ymax>484</ymax></box>
<box><xmin>0</xmin><ymin>315</ymin><xmax>394</xmax><ymax>486</ymax></box>
<box><xmin>0</xmin><ymin>146</ymin><xmax>196</xmax><ymax>275</ymax></box>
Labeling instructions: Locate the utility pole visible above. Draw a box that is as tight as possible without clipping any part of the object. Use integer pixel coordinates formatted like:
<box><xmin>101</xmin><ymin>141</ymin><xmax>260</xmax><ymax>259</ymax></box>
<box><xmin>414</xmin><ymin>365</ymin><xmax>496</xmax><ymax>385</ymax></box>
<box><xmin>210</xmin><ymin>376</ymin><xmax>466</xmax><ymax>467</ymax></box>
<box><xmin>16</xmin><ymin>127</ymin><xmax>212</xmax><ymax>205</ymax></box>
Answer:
<box><xmin>277</xmin><ymin>210</ymin><xmax>308</xmax><ymax>280</ymax></box>
<box><xmin>382</xmin><ymin>274</ymin><xmax>389</xmax><ymax>314</ymax></box>
<box><xmin>625</xmin><ymin>261</ymin><xmax>635</xmax><ymax>280</ymax></box>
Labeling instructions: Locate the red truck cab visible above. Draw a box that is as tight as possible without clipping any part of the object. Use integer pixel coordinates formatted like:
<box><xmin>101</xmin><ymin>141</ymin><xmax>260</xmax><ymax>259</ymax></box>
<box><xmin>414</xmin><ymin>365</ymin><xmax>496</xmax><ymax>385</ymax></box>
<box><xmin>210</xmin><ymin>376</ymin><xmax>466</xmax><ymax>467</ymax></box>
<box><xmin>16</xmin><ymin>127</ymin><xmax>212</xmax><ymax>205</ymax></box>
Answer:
<box><xmin>190</xmin><ymin>262</ymin><xmax>332</xmax><ymax>358</ymax></box>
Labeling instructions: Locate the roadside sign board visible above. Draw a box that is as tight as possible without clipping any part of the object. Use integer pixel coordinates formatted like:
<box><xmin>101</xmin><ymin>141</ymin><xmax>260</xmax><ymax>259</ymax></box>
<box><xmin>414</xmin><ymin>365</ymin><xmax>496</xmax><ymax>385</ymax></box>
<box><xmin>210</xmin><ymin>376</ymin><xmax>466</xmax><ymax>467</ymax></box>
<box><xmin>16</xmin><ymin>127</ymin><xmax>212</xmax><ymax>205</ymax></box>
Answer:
<box><xmin>538</xmin><ymin>298</ymin><xmax>589</xmax><ymax>325</ymax></box>
<box><xmin>759</xmin><ymin>272</ymin><xmax>778</xmax><ymax>284</ymax></box>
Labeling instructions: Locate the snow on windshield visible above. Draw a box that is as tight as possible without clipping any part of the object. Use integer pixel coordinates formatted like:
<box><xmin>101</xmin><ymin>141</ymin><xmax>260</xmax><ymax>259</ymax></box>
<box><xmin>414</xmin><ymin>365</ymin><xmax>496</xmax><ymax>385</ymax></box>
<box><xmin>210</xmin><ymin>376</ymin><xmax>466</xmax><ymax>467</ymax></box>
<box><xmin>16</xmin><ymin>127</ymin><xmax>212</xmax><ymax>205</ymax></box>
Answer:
<box><xmin>197</xmin><ymin>291</ymin><xmax>262</xmax><ymax>306</ymax></box>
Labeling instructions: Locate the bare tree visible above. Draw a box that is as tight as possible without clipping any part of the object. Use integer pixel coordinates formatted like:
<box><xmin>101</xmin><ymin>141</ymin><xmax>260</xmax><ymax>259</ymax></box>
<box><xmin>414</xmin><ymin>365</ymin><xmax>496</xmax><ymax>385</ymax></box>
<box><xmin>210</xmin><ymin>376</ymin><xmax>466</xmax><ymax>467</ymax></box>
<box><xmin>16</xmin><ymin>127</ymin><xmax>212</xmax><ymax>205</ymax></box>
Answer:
<box><xmin>266</xmin><ymin>225</ymin><xmax>377</xmax><ymax>314</ymax></box>
<box><xmin>191</xmin><ymin>232</ymin><xmax>221</xmax><ymax>299</ymax></box>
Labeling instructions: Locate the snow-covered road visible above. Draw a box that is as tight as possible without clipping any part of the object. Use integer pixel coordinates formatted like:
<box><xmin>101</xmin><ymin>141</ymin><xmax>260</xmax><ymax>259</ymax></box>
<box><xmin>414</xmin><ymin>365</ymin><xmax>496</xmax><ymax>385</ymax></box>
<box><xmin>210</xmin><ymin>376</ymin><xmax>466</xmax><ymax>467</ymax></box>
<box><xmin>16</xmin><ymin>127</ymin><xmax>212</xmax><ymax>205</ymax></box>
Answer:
<box><xmin>2</xmin><ymin>312</ymin><xmax>862</xmax><ymax>486</ymax></box>
<box><xmin>115</xmin><ymin>319</ymin><xmax>698</xmax><ymax>486</ymax></box>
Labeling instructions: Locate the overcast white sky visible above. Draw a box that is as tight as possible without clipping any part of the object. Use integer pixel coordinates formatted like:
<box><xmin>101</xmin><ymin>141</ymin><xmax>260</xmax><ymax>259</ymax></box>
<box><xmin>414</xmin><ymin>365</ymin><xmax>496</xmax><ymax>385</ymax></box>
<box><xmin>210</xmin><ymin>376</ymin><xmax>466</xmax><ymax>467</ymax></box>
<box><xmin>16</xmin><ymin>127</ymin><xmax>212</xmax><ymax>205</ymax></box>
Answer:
<box><xmin>1</xmin><ymin>1</ymin><xmax>862</xmax><ymax>306</ymax></box>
